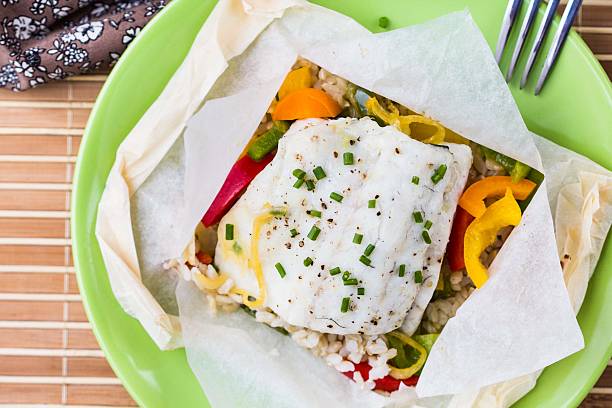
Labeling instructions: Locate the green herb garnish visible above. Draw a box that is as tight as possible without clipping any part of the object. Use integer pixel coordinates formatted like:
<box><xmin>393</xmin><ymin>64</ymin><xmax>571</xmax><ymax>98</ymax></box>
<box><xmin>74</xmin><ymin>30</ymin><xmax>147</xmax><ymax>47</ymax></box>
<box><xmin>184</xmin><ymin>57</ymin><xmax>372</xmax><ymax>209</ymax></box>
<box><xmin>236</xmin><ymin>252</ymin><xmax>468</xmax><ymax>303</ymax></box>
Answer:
<box><xmin>378</xmin><ymin>16</ymin><xmax>390</xmax><ymax>29</ymax></box>
<box><xmin>290</xmin><ymin>228</ymin><xmax>298</xmax><ymax>237</ymax></box>
<box><xmin>357</xmin><ymin>287</ymin><xmax>365</xmax><ymax>296</ymax></box>
<box><xmin>313</xmin><ymin>166</ymin><xmax>327</xmax><ymax>180</ymax></box>
<box><xmin>399</xmin><ymin>264</ymin><xmax>406</xmax><ymax>277</ymax></box>
<box><xmin>275</xmin><ymin>262</ymin><xmax>286</xmax><ymax>278</ymax></box>
<box><xmin>341</xmin><ymin>297</ymin><xmax>350</xmax><ymax>313</ymax></box>
<box><xmin>368</xmin><ymin>199</ymin><xmax>376</xmax><ymax>208</ymax></box>
<box><xmin>305</xmin><ymin>179</ymin><xmax>315</xmax><ymax>191</ymax></box>
<box><xmin>293</xmin><ymin>178</ymin><xmax>304</xmax><ymax>189</ymax></box>
<box><xmin>225</xmin><ymin>224</ymin><xmax>234</xmax><ymax>240</ymax></box>
<box><xmin>307</xmin><ymin>209</ymin><xmax>322</xmax><ymax>218</ymax></box>
<box><xmin>424</xmin><ymin>220</ymin><xmax>433</xmax><ymax>230</ymax></box>
<box><xmin>414</xmin><ymin>270</ymin><xmax>423</xmax><ymax>283</ymax></box>
<box><xmin>359</xmin><ymin>255</ymin><xmax>372</xmax><ymax>266</ymax></box>
<box><xmin>431</xmin><ymin>164</ymin><xmax>447</xmax><ymax>184</ymax></box>
<box><xmin>412</xmin><ymin>211</ymin><xmax>423</xmax><ymax>223</ymax></box>
<box><xmin>292</xmin><ymin>169</ymin><xmax>306</xmax><ymax>179</ymax></box>
<box><xmin>353</xmin><ymin>233</ymin><xmax>363</xmax><ymax>244</ymax></box>
<box><xmin>364</xmin><ymin>244</ymin><xmax>375</xmax><ymax>256</ymax></box>
<box><xmin>343</xmin><ymin>278</ymin><xmax>358</xmax><ymax>286</ymax></box>
<box><xmin>307</xmin><ymin>225</ymin><xmax>321</xmax><ymax>241</ymax></box>
<box><xmin>422</xmin><ymin>230</ymin><xmax>432</xmax><ymax>244</ymax></box>
<box><xmin>304</xmin><ymin>257</ymin><xmax>313</xmax><ymax>267</ymax></box>
<box><xmin>411</xmin><ymin>176</ymin><xmax>420</xmax><ymax>185</ymax></box>
<box><xmin>343</xmin><ymin>152</ymin><xmax>354</xmax><ymax>165</ymax></box>
<box><xmin>330</xmin><ymin>192</ymin><xmax>344</xmax><ymax>202</ymax></box>
<box><xmin>330</xmin><ymin>267</ymin><xmax>342</xmax><ymax>276</ymax></box>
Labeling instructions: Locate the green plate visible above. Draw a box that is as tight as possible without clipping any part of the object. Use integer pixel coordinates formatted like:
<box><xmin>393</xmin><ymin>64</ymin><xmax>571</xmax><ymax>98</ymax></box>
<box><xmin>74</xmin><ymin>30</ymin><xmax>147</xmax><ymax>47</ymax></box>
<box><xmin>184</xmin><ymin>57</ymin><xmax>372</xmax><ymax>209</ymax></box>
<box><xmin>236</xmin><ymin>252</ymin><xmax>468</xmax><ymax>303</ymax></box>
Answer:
<box><xmin>72</xmin><ymin>0</ymin><xmax>612</xmax><ymax>407</ymax></box>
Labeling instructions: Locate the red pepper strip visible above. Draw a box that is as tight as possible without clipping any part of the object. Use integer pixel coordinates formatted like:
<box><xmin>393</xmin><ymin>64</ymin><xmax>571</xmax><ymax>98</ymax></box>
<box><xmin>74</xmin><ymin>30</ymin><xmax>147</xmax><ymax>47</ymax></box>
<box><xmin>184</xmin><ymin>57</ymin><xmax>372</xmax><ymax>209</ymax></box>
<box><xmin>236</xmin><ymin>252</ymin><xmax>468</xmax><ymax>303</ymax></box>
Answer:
<box><xmin>343</xmin><ymin>362</ymin><xmax>418</xmax><ymax>392</ymax></box>
<box><xmin>202</xmin><ymin>152</ymin><xmax>275</xmax><ymax>227</ymax></box>
<box><xmin>447</xmin><ymin>207</ymin><xmax>474</xmax><ymax>271</ymax></box>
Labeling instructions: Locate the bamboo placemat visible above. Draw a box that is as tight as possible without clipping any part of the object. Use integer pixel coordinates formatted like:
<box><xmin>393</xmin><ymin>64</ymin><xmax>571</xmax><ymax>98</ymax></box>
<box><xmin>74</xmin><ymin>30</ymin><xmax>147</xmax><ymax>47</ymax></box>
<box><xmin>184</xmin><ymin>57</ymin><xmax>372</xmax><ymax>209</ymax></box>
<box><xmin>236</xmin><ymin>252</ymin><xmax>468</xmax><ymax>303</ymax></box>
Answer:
<box><xmin>0</xmin><ymin>1</ymin><xmax>610</xmax><ymax>406</ymax></box>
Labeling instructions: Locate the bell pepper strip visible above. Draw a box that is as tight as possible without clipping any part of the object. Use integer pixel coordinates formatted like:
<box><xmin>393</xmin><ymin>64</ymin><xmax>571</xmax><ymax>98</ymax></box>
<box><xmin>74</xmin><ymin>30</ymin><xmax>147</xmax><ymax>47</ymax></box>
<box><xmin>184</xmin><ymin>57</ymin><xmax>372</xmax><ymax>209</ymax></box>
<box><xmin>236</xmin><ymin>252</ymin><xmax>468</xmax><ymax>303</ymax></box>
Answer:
<box><xmin>277</xmin><ymin>66</ymin><xmax>313</xmax><ymax>100</ymax></box>
<box><xmin>480</xmin><ymin>146</ymin><xmax>532</xmax><ymax>183</ymax></box>
<box><xmin>343</xmin><ymin>362</ymin><xmax>419</xmax><ymax>392</ymax></box>
<box><xmin>365</xmin><ymin>97</ymin><xmax>445</xmax><ymax>144</ymax></box>
<box><xmin>344</xmin><ymin>83</ymin><xmax>371</xmax><ymax>118</ymax></box>
<box><xmin>192</xmin><ymin>270</ymin><xmax>228</xmax><ymax>290</ymax></box>
<box><xmin>196</xmin><ymin>252</ymin><xmax>213</xmax><ymax>265</ymax></box>
<box><xmin>458</xmin><ymin>176</ymin><xmax>536</xmax><ymax>218</ymax></box>
<box><xmin>464</xmin><ymin>188</ymin><xmax>522</xmax><ymax>288</ymax></box>
<box><xmin>386</xmin><ymin>331</ymin><xmax>427</xmax><ymax>380</ymax></box>
<box><xmin>272</xmin><ymin>88</ymin><xmax>342</xmax><ymax>120</ymax></box>
<box><xmin>447</xmin><ymin>207</ymin><xmax>475</xmax><ymax>271</ymax></box>
<box><xmin>247</xmin><ymin>121</ymin><xmax>289</xmax><ymax>161</ymax></box>
<box><xmin>202</xmin><ymin>152</ymin><xmax>275</xmax><ymax>227</ymax></box>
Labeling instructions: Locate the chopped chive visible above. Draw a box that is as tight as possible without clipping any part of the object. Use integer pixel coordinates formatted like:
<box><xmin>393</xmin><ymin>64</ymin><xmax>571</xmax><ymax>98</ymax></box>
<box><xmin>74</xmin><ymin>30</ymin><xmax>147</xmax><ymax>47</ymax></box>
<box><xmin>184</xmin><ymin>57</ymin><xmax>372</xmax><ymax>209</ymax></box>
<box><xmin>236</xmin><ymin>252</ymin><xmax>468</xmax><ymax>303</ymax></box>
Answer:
<box><xmin>422</xmin><ymin>230</ymin><xmax>432</xmax><ymax>244</ymax></box>
<box><xmin>330</xmin><ymin>267</ymin><xmax>342</xmax><ymax>276</ymax></box>
<box><xmin>275</xmin><ymin>262</ymin><xmax>286</xmax><ymax>278</ymax></box>
<box><xmin>357</xmin><ymin>287</ymin><xmax>365</xmax><ymax>296</ymax></box>
<box><xmin>412</xmin><ymin>211</ymin><xmax>423</xmax><ymax>223</ymax></box>
<box><xmin>313</xmin><ymin>166</ymin><xmax>327</xmax><ymax>180</ymax></box>
<box><xmin>307</xmin><ymin>225</ymin><xmax>321</xmax><ymax>241</ymax></box>
<box><xmin>399</xmin><ymin>264</ymin><xmax>406</xmax><ymax>277</ymax></box>
<box><xmin>368</xmin><ymin>199</ymin><xmax>376</xmax><ymax>208</ymax></box>
<box><xmin>411</xmin><ymin>176</ymin><xmax>420</xmax><ymax>185</ymax></box>
<box><xmin>307</xmin><ymin>209</ymin><xmax>322</xmax><ymax>218</ymax></box>
<box><xmin>293</xmin><ymin>178</ymin><xmax>305</xmax><ymax>189</ymax></box>
<box><xmin>353</xmin><ymin>233</ymin><xmax>363</xmax><ymax>244</ymax></box>
<box><xmin>330</xmin><ymin>192</ymin><xmax>344</xmax><ymax>202</ymax></box>
<box><xmin>424</xmin><ymin>220</ymin><xmax>433</xmax><ymax>230</ymax></box>
<box><xmin>292</xmin><ymin>169</ymin><xmax>306</xmax><ymax>179</ymax></box>
<box><xmin>225</xmin><ymin>224</ymin><xmax>234</xmax><ymax>240</ymax></box>
<box><xmin>431</xmin><ymin>164</ymin><xmax>448</xmax><ymax>184</ymax></box>
<box><xmin>341</xmin><ymin>297</ymin><xmax>350</xmax><ymax>313</ymax></box>
<box><xmin>305</xmin><ymin>179</ymin><xmax>315</xmax><ymax>191</ymax></box>
<box><xmin>359</xmin><ymin>255</ymin><xmax>372</xmax><ymax>266</ymax></box>
<box><xmin>343</xmin><ymin>152</ymin><xmax>354</xmax><ymax>165</ymax></box>
<box><xmin>304</xmin><ymin>257</ymin><xmax>313</xmax><ymax>267</ymax></box>
<box><xmin>290</xmin><ymin>228</ymin><xmax>298</xmax><ymax>237</ymax></box>
<box><xmin>342</xmin><ymin>271</ymin><xmax>351</xmax><ymax>281</ymax></box>
<box><xmin>414</xmin><ymin>270</ymin><xmax>423</xmax><ymax>283</ymax></box>
<box><xmin>378</xmin><ymin>16</ymin><xmax>390</xmax><ymax>29</ymax></box>
<box><xmin>343</xmin><ymin>278</ymin><xmax>358</xmax><ymax>286</ymax></box>
<box><xmin>364</xmin><ymin>244</ymin><xmax>375</xmax><ymax>256</ymax></box>
<box><xmin>269</xmin><ymin>208</ymin><xmax>287</xmax><ymax>216</ymax></box>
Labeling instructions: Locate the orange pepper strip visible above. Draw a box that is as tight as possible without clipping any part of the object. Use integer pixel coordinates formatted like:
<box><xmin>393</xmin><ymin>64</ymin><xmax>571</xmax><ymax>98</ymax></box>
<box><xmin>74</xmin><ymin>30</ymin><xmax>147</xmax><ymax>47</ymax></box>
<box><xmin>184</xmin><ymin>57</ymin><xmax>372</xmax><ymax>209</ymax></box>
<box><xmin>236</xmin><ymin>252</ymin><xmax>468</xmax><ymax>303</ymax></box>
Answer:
<box><xmin>458</xmin><ymin>176</ymin><xmax>536</xmax><ymax>218</ymax></box>
<box><xmin>272</xmin><ymin>88</ymin><xmax>342</xmax><ymax>121</ymax></box>
<box><xmin>464</xmin><ymin>188</ymin><xmax>522</xmax><ymax>288</ymax></box>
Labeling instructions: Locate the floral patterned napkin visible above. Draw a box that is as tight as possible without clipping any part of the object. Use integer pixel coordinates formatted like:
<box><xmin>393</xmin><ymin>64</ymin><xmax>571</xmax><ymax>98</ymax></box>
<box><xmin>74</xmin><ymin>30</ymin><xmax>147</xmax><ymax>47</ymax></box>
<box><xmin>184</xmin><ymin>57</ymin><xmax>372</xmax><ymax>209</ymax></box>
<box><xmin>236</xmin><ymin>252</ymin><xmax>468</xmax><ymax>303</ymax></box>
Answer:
<box><xmin>0</xmin><ymin>0</ymin><xmax>167</xmax><ymax>91</ymax></box>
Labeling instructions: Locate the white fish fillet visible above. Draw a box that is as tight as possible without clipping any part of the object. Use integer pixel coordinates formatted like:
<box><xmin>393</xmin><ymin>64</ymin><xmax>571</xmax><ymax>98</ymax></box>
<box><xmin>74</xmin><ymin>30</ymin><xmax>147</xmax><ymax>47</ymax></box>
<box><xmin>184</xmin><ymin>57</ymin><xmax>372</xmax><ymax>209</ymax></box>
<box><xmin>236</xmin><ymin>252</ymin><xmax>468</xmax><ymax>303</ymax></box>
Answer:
<box><xmin>215</xmin><ymin>117</ymin><xmax>471</xmax><ymax>335</ymax></box>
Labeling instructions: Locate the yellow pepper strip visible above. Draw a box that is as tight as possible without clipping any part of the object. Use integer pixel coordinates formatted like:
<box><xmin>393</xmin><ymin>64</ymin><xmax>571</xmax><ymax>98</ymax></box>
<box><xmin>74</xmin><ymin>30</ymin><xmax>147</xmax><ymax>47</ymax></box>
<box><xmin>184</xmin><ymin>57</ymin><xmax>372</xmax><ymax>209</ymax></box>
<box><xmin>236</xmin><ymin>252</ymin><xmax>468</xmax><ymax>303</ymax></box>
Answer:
<box><xmin>193</xmin><ymin>272</ymin><xmax>228</xmax><ymax>290</ymax></box>
<box><xmin>398</xmin><ymin>115</ymin><xmax>445</xmax><ymax>144</ymax></box>
<box><xmin>464</xmin><ymin>188</ymin><xmax>522</xmax><ymax>288</ymax></box>
<box><xmin>365</xmin><ymin>97</ymin><xmax>445</xmax><ymax>144</ymax></box>
<box><xmin>458</xmin><ymin>176</ymin><xmax>536</xmax><ymax>218</ymax></box>
<box><xmin>278</xmin><ymin>66</ymin><xmax>313</xmax><ymax>100</ymax></box>
<box><xmin>386</xmin><ymin>331</ymin><xmax>428</xmax><ymax>380</ymax></box>
<box><xmin>229</xmin><ymin>206</ymin><xmax>287</xmax><ymax>309</ymax></box>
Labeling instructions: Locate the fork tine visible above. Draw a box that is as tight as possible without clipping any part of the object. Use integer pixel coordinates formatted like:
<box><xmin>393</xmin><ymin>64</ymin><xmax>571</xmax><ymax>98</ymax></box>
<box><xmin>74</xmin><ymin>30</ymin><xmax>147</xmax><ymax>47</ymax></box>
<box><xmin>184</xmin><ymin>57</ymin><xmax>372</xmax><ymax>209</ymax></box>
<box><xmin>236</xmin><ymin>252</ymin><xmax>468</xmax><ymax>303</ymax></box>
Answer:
<box><xmin>519</xmin><ymin>0</ymin><xmax>560</xmax><ymax>89</ymax></box>
<box><xmin>495</xmin><ymin>0</ymin><xmax>524</xmax><ymax>64</ymax></box>
<box><xmin>534</xmin><ymin>0</ymin><xmax>583</xmax><ymax>95</ymax></box>
<box><xmin>506</xmin><ymin>0</ymin><xmax>542</xmax><ymax>82</ymax></box>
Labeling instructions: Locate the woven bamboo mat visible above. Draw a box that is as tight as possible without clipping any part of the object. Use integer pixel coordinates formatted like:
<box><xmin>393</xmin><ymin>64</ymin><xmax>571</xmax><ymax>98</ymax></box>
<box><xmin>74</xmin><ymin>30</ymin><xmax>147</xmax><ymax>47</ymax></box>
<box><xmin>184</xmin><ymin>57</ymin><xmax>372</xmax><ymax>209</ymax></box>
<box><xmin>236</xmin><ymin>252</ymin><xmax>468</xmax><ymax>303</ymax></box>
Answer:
<box><xmin>0</xmin><ymin>1</ymin><xmax>610</xmax><ymax>406</ymax></box>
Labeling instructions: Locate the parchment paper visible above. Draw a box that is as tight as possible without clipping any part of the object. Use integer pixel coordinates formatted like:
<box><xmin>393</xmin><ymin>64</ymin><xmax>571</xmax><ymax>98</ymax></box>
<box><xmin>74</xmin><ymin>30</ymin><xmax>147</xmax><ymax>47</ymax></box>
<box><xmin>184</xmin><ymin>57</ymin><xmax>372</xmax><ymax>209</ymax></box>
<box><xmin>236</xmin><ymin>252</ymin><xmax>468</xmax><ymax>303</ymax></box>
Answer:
<box><xmin>95</xmin><ymin>0</ymin><xmax>612</xmax><ymax>406</ymax></box>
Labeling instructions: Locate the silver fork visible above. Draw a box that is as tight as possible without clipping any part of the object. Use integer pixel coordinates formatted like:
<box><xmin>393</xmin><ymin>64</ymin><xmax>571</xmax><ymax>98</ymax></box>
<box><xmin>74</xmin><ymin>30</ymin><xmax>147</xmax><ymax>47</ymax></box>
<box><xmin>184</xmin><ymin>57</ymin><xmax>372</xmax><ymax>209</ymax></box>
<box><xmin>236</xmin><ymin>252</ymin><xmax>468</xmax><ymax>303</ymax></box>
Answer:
<box><xmin>495</xmin><ymin>0</ymin><xmax>583</xmax><ymax>95</ymax></box>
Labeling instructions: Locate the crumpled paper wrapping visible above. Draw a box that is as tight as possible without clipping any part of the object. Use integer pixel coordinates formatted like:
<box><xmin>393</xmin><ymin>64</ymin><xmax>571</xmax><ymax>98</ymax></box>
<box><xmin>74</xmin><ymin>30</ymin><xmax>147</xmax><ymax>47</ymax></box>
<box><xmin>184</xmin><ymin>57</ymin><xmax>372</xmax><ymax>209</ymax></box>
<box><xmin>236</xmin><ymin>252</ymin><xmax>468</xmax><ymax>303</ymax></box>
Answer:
<box><xmin>94</xmin><ymin>0</ymin><xmax>612</xmax><ymax>406</ymax></box>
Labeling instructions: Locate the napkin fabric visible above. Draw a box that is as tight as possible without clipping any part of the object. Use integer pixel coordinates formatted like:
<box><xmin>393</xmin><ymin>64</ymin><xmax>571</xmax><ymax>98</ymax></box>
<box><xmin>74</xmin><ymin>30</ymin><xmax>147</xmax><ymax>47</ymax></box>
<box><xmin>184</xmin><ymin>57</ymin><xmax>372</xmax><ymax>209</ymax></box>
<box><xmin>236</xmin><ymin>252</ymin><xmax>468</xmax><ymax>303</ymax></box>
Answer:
<box><xmin>0</xmin><ymin>0</ymin><xmax>166</xmax><ymax>91</ymax></box>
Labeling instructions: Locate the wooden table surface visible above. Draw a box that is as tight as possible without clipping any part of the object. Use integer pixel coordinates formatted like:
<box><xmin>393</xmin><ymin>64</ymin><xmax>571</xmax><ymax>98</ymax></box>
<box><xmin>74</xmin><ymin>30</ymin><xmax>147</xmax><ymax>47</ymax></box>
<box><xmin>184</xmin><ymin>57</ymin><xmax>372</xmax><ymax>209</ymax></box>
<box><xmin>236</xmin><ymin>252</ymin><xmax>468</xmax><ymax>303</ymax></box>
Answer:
<box><xmin>0</xmin><ymin>1</ymin><xmax>610</xmax><ymax>406</ymax></box>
